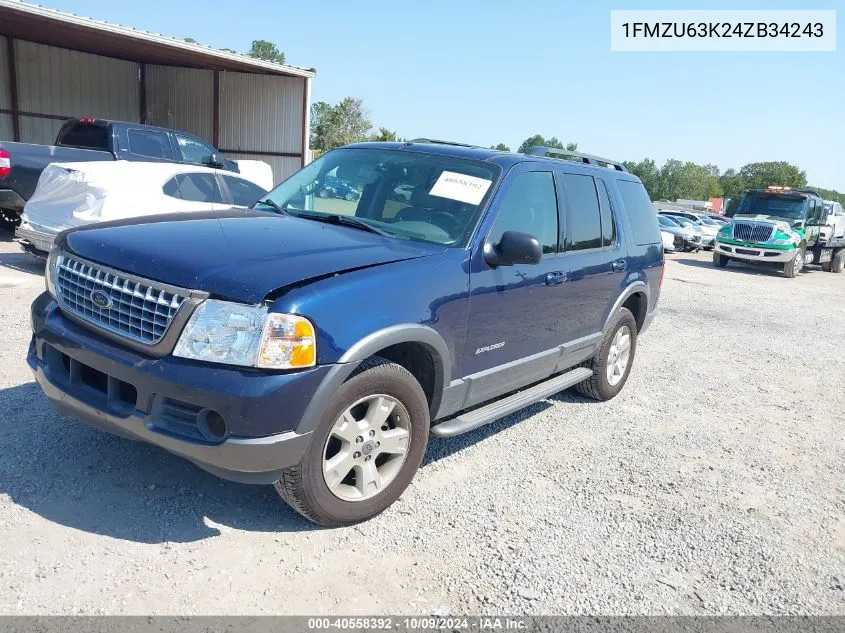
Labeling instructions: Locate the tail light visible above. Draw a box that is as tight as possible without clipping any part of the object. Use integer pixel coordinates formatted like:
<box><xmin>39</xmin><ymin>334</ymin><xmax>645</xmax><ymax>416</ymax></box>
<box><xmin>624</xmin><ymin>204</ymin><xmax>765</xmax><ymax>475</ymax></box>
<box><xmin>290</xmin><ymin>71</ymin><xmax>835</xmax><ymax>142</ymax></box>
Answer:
<box><xmin>78</xmin><ymin>117</ymin><xmax>96</xmax><ymax>124</ymax></box>
<box><xmin>0</xmin><ymin>149</ymin><xmax>10</xmax><ymax>178</ymax></box>
<box><xmin>658</xmin><ymin>261</ymin><xmax>665</xmax><ymax>289</ymax></box>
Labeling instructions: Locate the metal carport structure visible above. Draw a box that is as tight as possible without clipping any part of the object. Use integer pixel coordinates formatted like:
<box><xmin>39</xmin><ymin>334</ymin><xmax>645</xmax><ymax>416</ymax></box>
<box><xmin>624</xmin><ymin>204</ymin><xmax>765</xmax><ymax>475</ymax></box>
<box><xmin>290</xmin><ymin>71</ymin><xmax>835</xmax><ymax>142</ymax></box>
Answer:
<box><xmin>0</xmin><ymin>0</ymin><xmax>315</xmax><ymax>182</ymax></box>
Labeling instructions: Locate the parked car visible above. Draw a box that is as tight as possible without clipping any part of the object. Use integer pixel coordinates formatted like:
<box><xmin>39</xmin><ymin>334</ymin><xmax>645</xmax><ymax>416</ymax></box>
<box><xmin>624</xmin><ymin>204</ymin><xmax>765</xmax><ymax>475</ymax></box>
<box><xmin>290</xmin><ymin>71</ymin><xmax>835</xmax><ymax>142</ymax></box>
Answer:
<box><xmin>0</xmin><ymin>118</ymin><xmax>239</xmax><ymax>230</ymax></box>
<box><xmin>28</xmin><ymin>140</ymin><xmax>663</xmax><ymax>526</ymax></box>
<box><xmin>15</xmin><ymin>161</ymin><xmax>267</xmax><ymax>257</ymax></box>
<box><xmin>707</xmin><ymin>213</ymin><xmax>731</xmax><ymax>224</ymax></box>
<box><xmin>659</xmin><ymin>212</ymin><xmax>715</xmax><ymax>249</ymax></box>
<box><xmin>657</xmin><ymin>214</ymin><xmax>700</xmax><ymax>251</ymax></box>
<box><xmin>317</xmin><ymin>176</ymin><xmax>361</xmax><ymax>201</ymax></box>
<box><xmin>661</xmin><ymin>229</ymin><xmax>680</xmax><ymax>253</ymax></box>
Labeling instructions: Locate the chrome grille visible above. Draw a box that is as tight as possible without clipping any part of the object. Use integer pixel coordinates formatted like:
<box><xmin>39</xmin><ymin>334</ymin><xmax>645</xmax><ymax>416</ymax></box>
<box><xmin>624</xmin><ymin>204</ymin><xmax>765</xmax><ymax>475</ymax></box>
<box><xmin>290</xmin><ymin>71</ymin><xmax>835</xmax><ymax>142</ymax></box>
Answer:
<box><xmin>55</xmin><ymin>254</ymin><xmax>187</xmax><ymax>345</ymax></box>
<box><xmin>733</xmin><ymin>222</ymin><xmax>773</xmax><ymax>243</ymax></box>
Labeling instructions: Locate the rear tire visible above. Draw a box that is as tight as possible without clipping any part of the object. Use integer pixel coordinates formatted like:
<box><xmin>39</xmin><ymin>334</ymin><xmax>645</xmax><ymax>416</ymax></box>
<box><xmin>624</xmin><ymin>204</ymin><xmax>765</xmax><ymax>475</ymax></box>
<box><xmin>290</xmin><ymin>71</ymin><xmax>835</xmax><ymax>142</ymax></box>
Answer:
<box><xmin>713</xmin><ymin>251</ymin><xmax>729</xmax><ymax>268</ymax></box>
<box><xmin>0</xmin><ymin>209</ymin><xmax>20</xmax><ymax>232</ymax></box>
<box><xmin>274</xmin><ymin>357</ymin><xmax>429</xmax><ymax>527</ymax></box>
<box><xmin>575</xmin><ymin>308</ymin><xmax>637</xmax><ymax>402</ymax></box>
<box><xmin>832</xmin><ymin>250</ymin><xmax>845</xmax><ymax>273</ymax></box>
<box><xmin>822</xmin><ymin>261</ymin><xmax>832</xmax><ymax>272</ymax></box>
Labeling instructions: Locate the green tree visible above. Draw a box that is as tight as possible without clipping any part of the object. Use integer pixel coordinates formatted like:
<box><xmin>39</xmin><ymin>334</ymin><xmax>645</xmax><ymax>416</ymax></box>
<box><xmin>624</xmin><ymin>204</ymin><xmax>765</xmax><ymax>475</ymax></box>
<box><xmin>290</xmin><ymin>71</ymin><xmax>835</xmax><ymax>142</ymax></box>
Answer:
<box><xmin>220</xmin><ymin>48</ymin><xmax>237</xmax><ymax>54</ymax></box>
<box><xmin>657</xmin><ymin>160</ymin><xmax>721</xmax><ymax>201</ymax></box>
<box><xmin>718</xmin><ymin>168</ymin><xmax>747</xmax><ymax>213</ymax></box>
<box><xmin>623</xmin><ymin>158</ymin><xmax>661</xmax><ymax>200</ymax></box>
<box><xmin>517</xmin><ymin>135</ymin><xmax>577</xmax><ymax>154</ymax></box>
<box><xmin>490</xmin><ymin>143</ymin><xmax>510</xmax><ymax>151</ymax></box>
<box><xmin>371</xmin><ymin>127</ymin><xmax>398</xmax><ymax>142</ymax></box>
<box><xmin>311</xmin><ymin>97</ymin><xmax>372</xmax><ymax>151</ymax></box>
<box><xmin>248</xmin><ymin>40</ymin><xmax>285</xmax><ymax>64</ymax></box>
<box><xmin>738</xmin><ymin>161</ymin><xmax>807</xmax><ymax>190</ymax></box>
<box><xmin>183</xmin><ymin>37</ymin><xmax>198</xmax><ymax>44</ymax></box>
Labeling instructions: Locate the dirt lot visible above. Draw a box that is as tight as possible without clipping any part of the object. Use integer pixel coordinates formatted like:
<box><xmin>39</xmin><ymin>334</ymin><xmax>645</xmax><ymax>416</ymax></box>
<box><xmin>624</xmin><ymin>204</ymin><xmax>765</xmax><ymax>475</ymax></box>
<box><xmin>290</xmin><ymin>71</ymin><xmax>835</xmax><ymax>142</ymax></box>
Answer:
<box><xmin>0</xmin><ymin>234</ymin><xmax>843</xmax><ymax>615</ymax></box>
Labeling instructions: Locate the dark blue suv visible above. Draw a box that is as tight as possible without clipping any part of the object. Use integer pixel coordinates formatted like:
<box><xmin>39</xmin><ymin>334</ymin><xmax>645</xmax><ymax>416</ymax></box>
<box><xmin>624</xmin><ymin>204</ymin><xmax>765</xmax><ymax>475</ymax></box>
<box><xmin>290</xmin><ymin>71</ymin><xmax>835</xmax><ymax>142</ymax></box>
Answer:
<box><xmin>28</xmin><ymin>140</ymin><xmax>663</xmax><ymax>526</ymax></box>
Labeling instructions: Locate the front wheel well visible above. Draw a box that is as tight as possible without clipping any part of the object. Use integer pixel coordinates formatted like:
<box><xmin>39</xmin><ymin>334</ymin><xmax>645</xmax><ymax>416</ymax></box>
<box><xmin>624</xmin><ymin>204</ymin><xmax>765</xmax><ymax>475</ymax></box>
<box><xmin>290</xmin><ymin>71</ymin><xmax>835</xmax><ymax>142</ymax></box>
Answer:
<box><xmin>622</xmin><ymin>291</ymin><xmax>648</xmax><ymax>332</ymax></box>
<box><xmin>364</xmin><ymin>342</ymin><xmax>439</xmax><ymax>415</ymax></box>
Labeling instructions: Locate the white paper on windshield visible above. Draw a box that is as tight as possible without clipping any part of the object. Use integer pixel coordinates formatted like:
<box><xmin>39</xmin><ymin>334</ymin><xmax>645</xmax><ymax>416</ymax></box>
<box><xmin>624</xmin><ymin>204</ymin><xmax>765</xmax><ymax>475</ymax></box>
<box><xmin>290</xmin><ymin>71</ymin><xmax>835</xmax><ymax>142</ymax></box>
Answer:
<box><xmin>429</xmin><ymin>171</ymin><xmax>492</xmax><ymax>205</ymax></box>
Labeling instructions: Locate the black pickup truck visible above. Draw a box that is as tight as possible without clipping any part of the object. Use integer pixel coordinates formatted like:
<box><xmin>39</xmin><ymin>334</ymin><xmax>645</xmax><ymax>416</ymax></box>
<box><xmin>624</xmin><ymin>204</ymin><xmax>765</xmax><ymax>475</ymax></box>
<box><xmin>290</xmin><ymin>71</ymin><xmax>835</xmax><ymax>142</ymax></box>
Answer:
<box><xmin>0</xmin><ymin>118</ymin><xmax>237</xmax><ymax>230</ymax></box>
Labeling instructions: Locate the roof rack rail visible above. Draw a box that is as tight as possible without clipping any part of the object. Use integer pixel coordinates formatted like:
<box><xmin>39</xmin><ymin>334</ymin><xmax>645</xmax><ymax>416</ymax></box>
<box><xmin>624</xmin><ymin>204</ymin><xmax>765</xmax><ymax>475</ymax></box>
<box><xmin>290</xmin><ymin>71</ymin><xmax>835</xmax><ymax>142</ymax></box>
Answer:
<box><xmin>407</xmin><ymin>138</ymin><xmax>479</xmax><ymax>148</ymax></box>
<box><xmin>523</xmin><ymin>146</ymin><xmax>627</xmax><ymax>172</ymax></box>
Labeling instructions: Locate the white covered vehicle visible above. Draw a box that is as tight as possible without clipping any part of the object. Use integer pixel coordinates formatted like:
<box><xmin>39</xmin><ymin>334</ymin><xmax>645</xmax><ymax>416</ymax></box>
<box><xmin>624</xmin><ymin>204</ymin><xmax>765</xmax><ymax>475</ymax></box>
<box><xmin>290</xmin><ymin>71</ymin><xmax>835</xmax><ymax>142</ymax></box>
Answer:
<box><xmin>16</xmin><ymin>160</ymin><xmax>269</xmax><ymax>256</ymax></box>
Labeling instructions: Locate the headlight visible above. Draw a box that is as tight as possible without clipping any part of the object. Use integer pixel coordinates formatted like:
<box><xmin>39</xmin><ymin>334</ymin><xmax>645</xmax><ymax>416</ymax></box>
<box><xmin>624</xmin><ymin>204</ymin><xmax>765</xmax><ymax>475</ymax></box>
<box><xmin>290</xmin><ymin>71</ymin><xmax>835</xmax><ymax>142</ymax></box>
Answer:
<box><xmin>173</xmin><ymin>299</ymin><xmax>316</xmax><ymax>369</ymax></box>
<box><xmin>45</xmin><ymin>248</ymin><xmax>59</xmax><ymax>297</ymax></box>
<box><xmin>771</xmin><ymin>238</ymin><xmax>794</xmax><ymax>245</ymax></box>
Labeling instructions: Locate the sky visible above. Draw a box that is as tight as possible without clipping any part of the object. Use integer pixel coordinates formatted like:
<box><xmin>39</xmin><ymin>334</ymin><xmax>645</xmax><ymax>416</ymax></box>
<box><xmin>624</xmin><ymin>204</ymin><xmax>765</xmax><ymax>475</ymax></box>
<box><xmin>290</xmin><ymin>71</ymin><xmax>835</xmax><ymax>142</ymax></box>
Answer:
<box><xmin>39</xmin><ymin>0</ymin><xmax>845</xmax><ymax>190</ymax></box>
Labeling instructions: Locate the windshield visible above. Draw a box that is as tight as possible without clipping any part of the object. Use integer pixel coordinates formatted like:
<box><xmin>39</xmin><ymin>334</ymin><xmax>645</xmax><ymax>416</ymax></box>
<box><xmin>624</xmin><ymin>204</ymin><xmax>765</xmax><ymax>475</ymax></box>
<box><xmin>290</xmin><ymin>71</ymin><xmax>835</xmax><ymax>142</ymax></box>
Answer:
<box><xmin>697</xmin><ymin>215</ymin><xmax>719</xmax><ymax>225</ymax></box>
<box><xmin>658</xmin><ymin>215</ymin><xmax>679</xmax><ymax>228</ymax></box>
<box><xmin>666</xmin><ymin>216</ymin><xmax>694</xmax><ymax>228</ymax></box>
<box><xmin>254</xmin><ymin>148</ymin><xmax>500</xmax><ymax>247</ymax></box>
<box><xmin>736</xmin><ymin>193</ymin><xmax>808</xmax><ymax>220</ymax></box>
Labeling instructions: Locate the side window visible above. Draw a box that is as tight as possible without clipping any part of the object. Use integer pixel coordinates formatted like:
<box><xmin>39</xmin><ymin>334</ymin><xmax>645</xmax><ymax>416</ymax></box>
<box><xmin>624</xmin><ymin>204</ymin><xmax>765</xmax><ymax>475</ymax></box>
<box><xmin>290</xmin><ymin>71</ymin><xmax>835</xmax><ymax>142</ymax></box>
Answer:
<box><xmin>127</xmin><ymin>129</ymin><xmax>174</xmax><ymax>160</ymax></box>
<box><xmin>489</xmin><ymin>171</ymin><xmax>558</xmax><ymax>255</ymax></box>
<box><xmin>617</xmin><ymin>180</ymin><xmax>662</xmax><ymax>246</ymax></box>
<box><xmin>561</xmin><ymin>173</ymin><xmax>602</xmax><ymax>251</ymax></box>
<box><xmin>595</xmin><ymin>178</ymin><xmax>617</xmax><ymax>247</ymax></box>
<box><xmin>162</xmin><ymin>177</ymin><xmax>181</xmax><ymax>199</ymax></box>
<box><xmin>223</xmin><ymin>175</ymin><xmax>267</xmax><ymax>207</ymax></box>
<box><xmin>176</xmin><ymin>134</ymin><xmax>215</xmax><ymax>165</ymax></box>
<box><xmin>174</xmin><ymin>173</ymin><xmax>222</xmax><ymax>203</ymax></box>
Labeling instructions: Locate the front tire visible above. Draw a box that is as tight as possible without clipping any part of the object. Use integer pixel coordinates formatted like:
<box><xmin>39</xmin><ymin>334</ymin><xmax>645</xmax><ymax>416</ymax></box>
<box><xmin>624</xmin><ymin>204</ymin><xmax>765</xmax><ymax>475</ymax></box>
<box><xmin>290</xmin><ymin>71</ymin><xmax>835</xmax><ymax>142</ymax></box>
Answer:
<box><xmin>713</xmin><ymin>251</ymin><xmax>729</xmax><ymax>268</ymax></box>
<box><xmin>275</xmin><ymin>357</ymin><xmax>429</xmax><ymax>527</ymax></box>
<box><xmin>783</xmin><ymin>246</ymin><xmax>805</xmax><ymax>278</ymax></box>
<box><xmin>575</xmin><ymin>308</ymin><xmax>637</xmax><ymax>401</ymax></box>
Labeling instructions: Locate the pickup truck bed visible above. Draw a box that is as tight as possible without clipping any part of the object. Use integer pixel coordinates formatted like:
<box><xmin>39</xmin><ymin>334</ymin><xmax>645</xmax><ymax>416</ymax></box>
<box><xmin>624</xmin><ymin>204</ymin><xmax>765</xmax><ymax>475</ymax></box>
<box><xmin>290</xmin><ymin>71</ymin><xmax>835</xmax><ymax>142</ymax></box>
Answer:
<box><xmin>0</xmin><ymin>142</ymin><xmax>113</xmax><ymax>221</ymax></box>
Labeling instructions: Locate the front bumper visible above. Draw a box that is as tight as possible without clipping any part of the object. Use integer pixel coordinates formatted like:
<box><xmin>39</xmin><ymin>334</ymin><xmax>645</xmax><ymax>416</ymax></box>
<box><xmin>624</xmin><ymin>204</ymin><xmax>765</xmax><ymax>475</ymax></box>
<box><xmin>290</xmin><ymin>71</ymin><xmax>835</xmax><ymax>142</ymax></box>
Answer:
<box><xmin>715</xmin><ymin>239</ymin><xmax>795</xmax><ymax>263</ymax></box>
<box><xmin>28</xmin><ymin>293</ymin><xmax>332</xmax><ymax>483</ymax></box>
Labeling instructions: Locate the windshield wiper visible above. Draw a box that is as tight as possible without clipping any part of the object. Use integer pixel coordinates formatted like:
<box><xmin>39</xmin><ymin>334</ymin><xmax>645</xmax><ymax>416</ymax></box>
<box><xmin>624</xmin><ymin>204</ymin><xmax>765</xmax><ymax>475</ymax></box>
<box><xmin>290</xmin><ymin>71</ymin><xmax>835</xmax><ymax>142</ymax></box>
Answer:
<box><xmin>254</xmin><ymin>198</ymin><xmax>287</xmax><ymax>215</ymax></box>
<box><xmin>288</xmin><ymin>211</ymin><xmax>395</xmax><ymax>237</ymax></box>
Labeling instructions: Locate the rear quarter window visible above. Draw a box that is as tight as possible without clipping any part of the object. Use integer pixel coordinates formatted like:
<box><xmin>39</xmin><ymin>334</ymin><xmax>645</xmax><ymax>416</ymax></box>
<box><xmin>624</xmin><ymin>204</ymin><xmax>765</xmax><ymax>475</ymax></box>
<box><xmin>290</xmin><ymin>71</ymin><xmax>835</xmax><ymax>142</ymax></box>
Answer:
<box><xmin>616</xmin><ymin>180</ymin><xmax>661</xmax><ymax>246</ymax></box>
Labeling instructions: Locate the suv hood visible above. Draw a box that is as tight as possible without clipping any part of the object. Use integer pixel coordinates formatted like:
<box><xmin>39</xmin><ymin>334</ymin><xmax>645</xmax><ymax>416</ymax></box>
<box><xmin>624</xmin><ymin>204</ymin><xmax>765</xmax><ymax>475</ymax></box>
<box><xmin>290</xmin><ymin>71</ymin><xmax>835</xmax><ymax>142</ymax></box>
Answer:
<box><xmin>59</xmin><ymin>211</ymin><xmax>444</xmax><ymax>303</ymax></box>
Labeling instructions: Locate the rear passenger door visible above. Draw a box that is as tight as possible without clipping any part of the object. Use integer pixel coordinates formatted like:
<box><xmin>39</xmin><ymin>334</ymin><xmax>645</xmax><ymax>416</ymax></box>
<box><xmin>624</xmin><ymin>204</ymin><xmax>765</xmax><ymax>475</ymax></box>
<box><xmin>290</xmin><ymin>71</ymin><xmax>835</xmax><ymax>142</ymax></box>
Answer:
<box><xmin>556</xmin><ymin>171</ymin><xmax>626</xmax><ymax>339</ymax></box>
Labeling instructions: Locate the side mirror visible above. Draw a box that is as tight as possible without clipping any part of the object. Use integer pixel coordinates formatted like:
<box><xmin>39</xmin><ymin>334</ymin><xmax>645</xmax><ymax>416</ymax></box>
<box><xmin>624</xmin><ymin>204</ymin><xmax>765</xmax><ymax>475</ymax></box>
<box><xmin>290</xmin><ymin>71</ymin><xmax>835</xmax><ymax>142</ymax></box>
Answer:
<box><xmin>483</xmin><ymin>231</ymin><xmax>543</xmax><ymax>268</ymax></box>
<box><xmin>202</xmin><ymin>153</ymin><xmax>225</xmax><ymax>168</ymax></box>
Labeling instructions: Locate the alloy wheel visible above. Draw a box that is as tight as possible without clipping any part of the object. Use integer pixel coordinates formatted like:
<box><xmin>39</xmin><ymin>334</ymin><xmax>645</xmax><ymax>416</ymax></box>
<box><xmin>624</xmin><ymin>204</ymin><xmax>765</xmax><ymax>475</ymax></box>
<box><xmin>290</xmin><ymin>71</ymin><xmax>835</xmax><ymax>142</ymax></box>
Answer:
<box><xmin>606</xmin><ymin>325</ymin><xmax>632</xmax><ymax>387</ymax></box>
<box><xmin>322</xmin><ymin>394</ymin><xmax>411</xmax><ymax>502</ymax></box>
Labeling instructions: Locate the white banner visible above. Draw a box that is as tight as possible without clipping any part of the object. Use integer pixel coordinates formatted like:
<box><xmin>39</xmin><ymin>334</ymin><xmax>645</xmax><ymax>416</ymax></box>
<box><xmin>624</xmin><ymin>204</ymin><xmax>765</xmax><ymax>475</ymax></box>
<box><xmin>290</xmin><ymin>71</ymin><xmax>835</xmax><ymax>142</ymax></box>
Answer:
<box><xmin>611</xmin><ymin>10</ymin><xmax>836</xmax><ymax>52</ymax></box>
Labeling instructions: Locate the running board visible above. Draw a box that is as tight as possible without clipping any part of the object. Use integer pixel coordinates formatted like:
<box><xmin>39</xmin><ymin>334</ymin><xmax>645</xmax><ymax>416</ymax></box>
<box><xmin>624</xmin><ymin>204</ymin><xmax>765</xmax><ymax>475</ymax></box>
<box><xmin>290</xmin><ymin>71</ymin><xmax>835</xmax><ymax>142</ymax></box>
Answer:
<box><xmin>430</xmin><ymin>367</ymin><xmax>592</xmax><ymax>438</ymax></box>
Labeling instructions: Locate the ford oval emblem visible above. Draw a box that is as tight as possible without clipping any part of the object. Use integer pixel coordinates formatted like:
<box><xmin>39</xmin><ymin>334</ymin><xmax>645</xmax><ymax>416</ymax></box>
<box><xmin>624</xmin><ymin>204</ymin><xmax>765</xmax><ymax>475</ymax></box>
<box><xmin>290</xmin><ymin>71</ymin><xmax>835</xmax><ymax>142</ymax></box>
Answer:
<box><xmin>90</xmin><ymin>290</ymin><xmax>113</xmax><ymax>310</ymax></box>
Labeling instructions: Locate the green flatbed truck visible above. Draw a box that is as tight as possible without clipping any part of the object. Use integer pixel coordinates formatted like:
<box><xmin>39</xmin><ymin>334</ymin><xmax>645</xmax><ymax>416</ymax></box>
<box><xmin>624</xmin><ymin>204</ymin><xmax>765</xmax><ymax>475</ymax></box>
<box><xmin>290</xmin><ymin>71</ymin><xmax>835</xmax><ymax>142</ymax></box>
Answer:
<box><xmin>713</xmin><ymin>186</ymin><xmax>845</xmax><ymax>278</ymax></box>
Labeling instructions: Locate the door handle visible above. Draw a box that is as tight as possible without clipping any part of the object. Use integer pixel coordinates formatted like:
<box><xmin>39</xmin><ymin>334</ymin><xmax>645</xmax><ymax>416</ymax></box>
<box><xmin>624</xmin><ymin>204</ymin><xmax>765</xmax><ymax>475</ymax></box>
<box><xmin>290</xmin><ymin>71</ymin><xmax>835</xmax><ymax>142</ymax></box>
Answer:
<box><xmin>545</xmin><ymin>271</ymin><xmax>566</xmax><ymax>286</ymax></box>
<box><xmin>611</xmin><ymin>259</ymin><xmax>627</xmax><ymax>272</ymax></box>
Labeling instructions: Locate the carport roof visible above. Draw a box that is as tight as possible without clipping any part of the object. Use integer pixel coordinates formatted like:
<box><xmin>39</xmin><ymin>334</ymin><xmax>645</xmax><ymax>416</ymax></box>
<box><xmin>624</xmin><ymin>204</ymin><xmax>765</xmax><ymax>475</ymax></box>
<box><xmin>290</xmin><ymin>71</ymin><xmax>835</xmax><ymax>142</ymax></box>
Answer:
<box><xmin>0</xmin><ymin>0</ymin><xmax>316</xmax><ymax>78</ymax></box>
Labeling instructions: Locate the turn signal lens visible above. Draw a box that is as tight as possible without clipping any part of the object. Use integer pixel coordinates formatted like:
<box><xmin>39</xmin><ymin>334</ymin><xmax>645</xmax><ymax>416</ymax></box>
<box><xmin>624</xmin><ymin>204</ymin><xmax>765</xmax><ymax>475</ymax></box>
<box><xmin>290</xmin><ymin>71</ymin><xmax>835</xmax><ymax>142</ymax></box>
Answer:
<box><xmin>256</xmin><ymin>313</ymin><xmax>316</xmax><ymax>369</ymax></box>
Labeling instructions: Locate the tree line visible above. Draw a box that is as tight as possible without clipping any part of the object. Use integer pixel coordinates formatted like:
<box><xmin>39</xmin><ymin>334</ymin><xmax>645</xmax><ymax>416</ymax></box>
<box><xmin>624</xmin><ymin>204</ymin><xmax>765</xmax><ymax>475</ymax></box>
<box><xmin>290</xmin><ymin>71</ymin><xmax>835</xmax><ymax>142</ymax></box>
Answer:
<box><xmin>307</xmin><ymin>98</ymin><xmax>843</xmax><ymax>208</ymax></box>
<box><xmin>623</xmin><ymin>158</ymin><xmax>844</xmax><ymax>211</ymax></box>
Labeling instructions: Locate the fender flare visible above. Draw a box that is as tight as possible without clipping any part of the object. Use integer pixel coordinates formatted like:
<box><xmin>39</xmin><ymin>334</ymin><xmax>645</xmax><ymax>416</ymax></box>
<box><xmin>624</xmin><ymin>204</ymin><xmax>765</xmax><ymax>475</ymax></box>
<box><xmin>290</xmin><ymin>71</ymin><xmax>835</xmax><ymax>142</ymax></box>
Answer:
<box><xmin>603</xmin><ymin>281</ymin><xmax>649</xmax><ymax>332</ymax></box>
<box><xmin>295</xmin><ymin>324</ymin><xmax>451</xmax><ymax>435</ymax></box>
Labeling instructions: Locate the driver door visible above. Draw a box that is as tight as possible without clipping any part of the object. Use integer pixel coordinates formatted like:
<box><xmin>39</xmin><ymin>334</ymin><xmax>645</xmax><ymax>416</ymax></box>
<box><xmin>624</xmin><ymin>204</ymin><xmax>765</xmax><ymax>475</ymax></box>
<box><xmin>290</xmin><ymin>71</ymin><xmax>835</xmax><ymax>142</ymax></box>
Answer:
<box><xmin>461</xmin><ymin>166</ymin><xmax>568</xmax><ymax>404</ymax></box>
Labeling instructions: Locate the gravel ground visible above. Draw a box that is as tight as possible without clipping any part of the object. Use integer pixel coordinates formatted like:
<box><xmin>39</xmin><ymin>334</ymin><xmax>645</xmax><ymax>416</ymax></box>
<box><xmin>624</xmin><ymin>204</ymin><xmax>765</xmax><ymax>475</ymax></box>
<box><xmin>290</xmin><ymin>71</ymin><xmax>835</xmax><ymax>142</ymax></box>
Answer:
<box><xmin>0</xmin><ymin>234</ymin><xmax>843</xmax><ymax>615</ymax></box>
